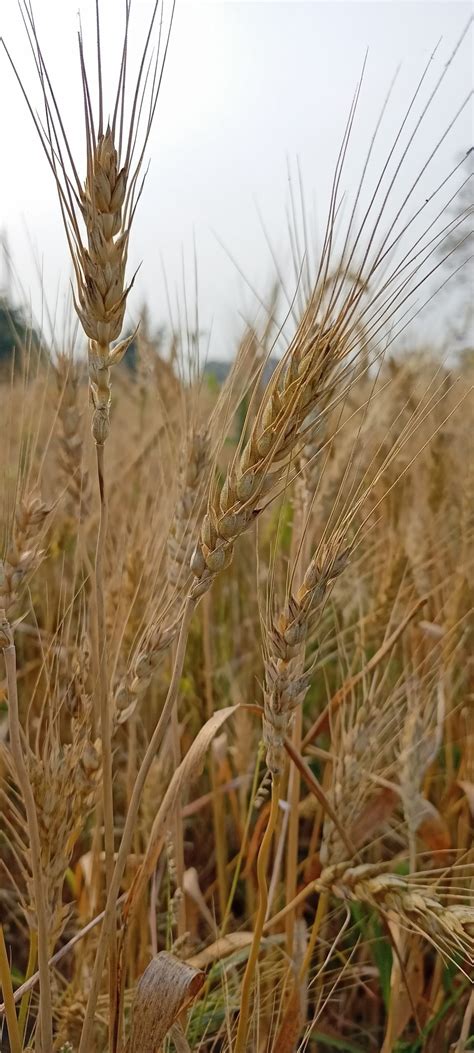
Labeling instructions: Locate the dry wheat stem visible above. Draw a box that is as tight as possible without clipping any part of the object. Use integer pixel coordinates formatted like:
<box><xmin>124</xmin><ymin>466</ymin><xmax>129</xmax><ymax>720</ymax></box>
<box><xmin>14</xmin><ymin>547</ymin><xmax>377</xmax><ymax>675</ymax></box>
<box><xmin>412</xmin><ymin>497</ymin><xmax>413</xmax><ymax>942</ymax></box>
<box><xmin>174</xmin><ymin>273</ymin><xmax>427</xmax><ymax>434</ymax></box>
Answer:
<box><xmin>202</xmin><ymin>592</ymin><xmax>228</xmax><ymax>922</ymax></box>
<box><xmin>0</xmin><ymin>925</ymin><xmax>22</xmax><ymax>1053</ymax></box>
<box><xmin>234</xmin><ymin>773</ymin><xmax>282</xmax><ymax>1053</ymax></box>
<box><xmin>282</xmin><ymin>488</ymin><xmax>308</xmax><ymax>957</ymax></box>
<box><xmin>92</xmin><ymin>440</ymin><xmax>117</xmax><ymax>1044</ymax></box>
<box><xmin>4</xmin><ymin>13</ymin><xmax>173</xmax><ymax>1045</ymax></box>
<box><xmin>0</xmin><ymin>614</ymin><xmax>53</xmax><ymax>1053</ymax></box>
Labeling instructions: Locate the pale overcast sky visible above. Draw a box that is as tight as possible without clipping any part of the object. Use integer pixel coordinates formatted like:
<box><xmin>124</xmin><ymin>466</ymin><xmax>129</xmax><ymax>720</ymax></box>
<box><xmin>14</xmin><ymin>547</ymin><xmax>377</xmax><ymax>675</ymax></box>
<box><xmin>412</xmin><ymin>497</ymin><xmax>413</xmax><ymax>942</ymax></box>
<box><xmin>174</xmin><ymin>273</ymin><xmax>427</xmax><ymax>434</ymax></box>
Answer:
<box><xmin>0</xmin><ymin>1</ymin><xmax>472</xmax><ymax>357</ymax></box>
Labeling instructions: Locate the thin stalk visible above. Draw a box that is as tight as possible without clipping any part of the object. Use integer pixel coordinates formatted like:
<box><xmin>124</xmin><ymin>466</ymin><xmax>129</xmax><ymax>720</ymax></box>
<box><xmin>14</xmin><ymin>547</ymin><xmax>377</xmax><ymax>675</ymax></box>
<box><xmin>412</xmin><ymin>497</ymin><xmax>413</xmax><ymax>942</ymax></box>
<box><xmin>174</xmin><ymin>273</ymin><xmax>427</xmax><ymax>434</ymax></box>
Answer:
<box><xmin>0</xmin><ymin>925</ymin><xmax>22</xmax><ymax>1053</ymax></box>
<box><xmin>1</xmin><ymin>895</ymin><xmax>129</xmax><ymax>1014</ymax></box>
<box><xmin>301</xmin><ymin>597</ymin><xmax>426</xmax><ymax>748</ymax></box>
<box><xmin>284</xmin><ymin>492</ymin><xmax>307</xmax><ymax>957</ymax></box>
<box><xmin>220</xmin><ymin>744</ymin><xmax>263</xmax><ymax>939</ymax></box>
<box><xmin>18</xmin><ymin>930</ymin><xmax>37</xmax><ymax>1042</ymax></box>
<box><xmin>203</xmin><ymin>592</ymin><xmax>228</xmax><ymax>921</ymax></box>
<box><xmin>78</xmin><ymin>596</ymin><xmax>196</xmax><ymax>1053</ymax></box>
<box><xmin>285</xmin><ymin>708</ymin><xmax>302</xmax><ymax>955</ymax></box>
<box><xmin>298</xmin><ymin>890</ymin><xmax>329</xmax><ymax>983</ymax></box>
<box><xmin>170</xmin><ymin>656</ymin><xmax>186</xmax><ymax>937</ymax></box>
<box><xmin>234</xmin><ymin>773</ymin><xmax>281</xmax><ymax>1053</ymax></box>
<box><xmin>0</xmin><ymin>616</ymin><xmax>53</xmax><ymax>1053</ymax></box>
<box><xmin>94</xmin><ymin>441</ymin><xmax>117</xmax><ymax>1051</ymax></box>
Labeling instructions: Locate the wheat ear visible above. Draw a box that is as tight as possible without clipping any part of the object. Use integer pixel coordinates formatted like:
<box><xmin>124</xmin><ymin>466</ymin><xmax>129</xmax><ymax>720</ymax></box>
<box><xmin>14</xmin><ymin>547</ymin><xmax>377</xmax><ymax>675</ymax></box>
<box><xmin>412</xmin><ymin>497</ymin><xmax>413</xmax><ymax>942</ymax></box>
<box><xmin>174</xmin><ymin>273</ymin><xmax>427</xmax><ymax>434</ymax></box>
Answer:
<box><xmin>316</xmin><ymin>862</ymin><xmax>474</xmax><ymax>972</ymax></box>
<box><xmin>263</xmin><ymin>533</ymin><xmax>350</xmax><ymax>776</ymax></box>
<box><xmin>0</xmin><ymin>493</ymin><xmax>51</xmax><ymax>619</ymax></box>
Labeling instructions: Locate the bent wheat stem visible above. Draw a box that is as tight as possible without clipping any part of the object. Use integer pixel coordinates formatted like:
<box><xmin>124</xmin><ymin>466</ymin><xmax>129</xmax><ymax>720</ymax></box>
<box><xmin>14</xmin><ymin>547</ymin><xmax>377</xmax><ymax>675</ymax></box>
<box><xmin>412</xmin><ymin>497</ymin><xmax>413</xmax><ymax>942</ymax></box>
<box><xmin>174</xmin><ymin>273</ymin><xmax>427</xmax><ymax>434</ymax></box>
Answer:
<box><xmin>234</xmin><ymin>773</ymin><xmax>281</xmax><ymax>1053</ymax></box>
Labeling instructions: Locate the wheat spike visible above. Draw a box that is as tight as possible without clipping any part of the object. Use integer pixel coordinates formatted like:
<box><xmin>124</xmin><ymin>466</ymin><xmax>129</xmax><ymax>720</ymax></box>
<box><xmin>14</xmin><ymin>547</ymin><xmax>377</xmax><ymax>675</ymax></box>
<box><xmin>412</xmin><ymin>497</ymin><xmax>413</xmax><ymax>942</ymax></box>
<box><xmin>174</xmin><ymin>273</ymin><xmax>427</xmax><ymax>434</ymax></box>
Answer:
<box><xmin>0</xmin><ymin>493</ymin><xmax>51</xmax><ymax>618</ymax></box>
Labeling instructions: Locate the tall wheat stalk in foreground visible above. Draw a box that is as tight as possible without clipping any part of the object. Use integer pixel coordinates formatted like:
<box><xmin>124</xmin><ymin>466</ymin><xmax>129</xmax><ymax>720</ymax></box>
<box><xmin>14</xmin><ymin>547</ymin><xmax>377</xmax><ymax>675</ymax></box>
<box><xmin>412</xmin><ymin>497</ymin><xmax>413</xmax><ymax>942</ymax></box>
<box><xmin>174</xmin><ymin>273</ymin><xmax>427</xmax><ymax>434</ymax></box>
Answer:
<box><xmin>0</xmin><ymin>6</ymin><xmax>472</xmax><ymax>1053</ymax></box>
<box><xmin>2</xmin><ymin>2</ymin><xmax>174</xmax><ymax>1049</ymax></box>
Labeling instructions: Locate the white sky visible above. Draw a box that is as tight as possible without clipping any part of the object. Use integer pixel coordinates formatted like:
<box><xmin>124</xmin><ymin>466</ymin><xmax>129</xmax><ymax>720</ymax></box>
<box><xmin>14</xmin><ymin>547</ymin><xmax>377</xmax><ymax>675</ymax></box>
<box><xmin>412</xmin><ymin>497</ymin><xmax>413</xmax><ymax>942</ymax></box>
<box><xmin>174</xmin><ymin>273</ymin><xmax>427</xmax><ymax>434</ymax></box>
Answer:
<box><xmin>0</xmin><ymin>1</ymin><xmax>472</xmax><ymax>358</ymax></box>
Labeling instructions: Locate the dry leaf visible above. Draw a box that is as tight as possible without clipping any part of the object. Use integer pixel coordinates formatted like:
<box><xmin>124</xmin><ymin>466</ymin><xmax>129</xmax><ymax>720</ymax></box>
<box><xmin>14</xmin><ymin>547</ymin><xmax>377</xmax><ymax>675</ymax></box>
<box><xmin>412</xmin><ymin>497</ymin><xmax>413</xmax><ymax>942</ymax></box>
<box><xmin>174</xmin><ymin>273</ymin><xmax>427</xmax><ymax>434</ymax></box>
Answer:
<box><xmin>349</xmin><ymin>787</ymin><xmax>398</xmax><ymax>849</ymax></box>
<box><xmin>415</xmin><ymin>797</ymin><xmax>451</xmax><ymax>856</ymax></box>
<box><xmin>384</xmin><ymin>920</ymin><xmax>424</xmax><ymax>1046</ymax></box>
<box><xmin>186</xmin><ymin>932</ymin><xmax>254</xmax><ymax>970</ymax></box>
<box><xmin>169</xmin><ymin>1021</ymin><xmax>192</xmax><ymax>1053</ymax></box>
<box><xmin>183</xmin><ymin>867</ymin><xmax>216</xmax><ymax>932</ymax></box>
<box><xmin>126</xmin><ymin>951</ymin><xmax>204</xmax><ymax>1053</ymax></box>
<box><xmin>273</xmin><ymin>986</ymin><xmax>303</xmax><ymax>1052</ymax></box>
<box><xmin>269</xmin><ymin>920</ymin><xmax>307</xmax><ymax>1052</ymax></box>
<box><xmin>458</xmin><ymin>781</ymin><xmax>474</xmax><ymax>817</ymax></box>
<box><xmin>125</xmin><ymin>705</ymin><xmax>238</xmax><ymax>919</ymax></box>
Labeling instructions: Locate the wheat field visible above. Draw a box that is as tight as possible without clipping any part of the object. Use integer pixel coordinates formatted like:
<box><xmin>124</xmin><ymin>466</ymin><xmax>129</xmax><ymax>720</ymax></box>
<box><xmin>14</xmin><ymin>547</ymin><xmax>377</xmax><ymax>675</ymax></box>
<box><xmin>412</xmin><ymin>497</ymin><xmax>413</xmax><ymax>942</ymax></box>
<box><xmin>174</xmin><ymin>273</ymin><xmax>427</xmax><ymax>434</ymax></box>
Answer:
<box><xmin>0</xmin><ymin>4</ymin><xmax>473</xmax><ymax>1053</ymax></box>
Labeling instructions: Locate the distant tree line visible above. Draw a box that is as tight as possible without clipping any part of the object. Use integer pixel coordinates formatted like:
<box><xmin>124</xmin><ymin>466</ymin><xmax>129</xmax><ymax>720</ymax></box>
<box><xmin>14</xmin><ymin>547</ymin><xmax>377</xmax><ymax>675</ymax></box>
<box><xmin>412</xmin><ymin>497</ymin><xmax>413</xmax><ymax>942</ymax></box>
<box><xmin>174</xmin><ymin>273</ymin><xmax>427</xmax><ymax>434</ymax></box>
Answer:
<box><xmin>0</xmin><ymin>295</ymin><xmax>45</xmax><ymax>370</ymax></box>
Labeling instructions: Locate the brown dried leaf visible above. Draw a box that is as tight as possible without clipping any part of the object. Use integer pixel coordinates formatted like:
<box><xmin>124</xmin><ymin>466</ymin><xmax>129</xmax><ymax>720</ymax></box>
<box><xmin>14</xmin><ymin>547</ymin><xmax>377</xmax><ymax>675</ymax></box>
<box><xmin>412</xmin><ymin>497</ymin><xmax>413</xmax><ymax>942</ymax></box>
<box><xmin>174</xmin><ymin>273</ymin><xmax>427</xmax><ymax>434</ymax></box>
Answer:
<box><xmin>385</xmin><ymin>924</ymin><xmax>424</xmax><ymax>1043</ymax></box>
<box><xmin>269</xmin><ymin>920</ymin><xmax>307</xmax><ymax>1052</ymax></box>
<box><xmin>126</xmin><ymin>951</ymin><xmax>204</xmax><ymax>1053</ymax></box>
<box><xmin>183</xmin><ymin>867</ymin><xmax>215</xmax><ymax>932</ymax></box>
<box><xmin>169</xmin><ymin>1022</ymin><xmax>192</xmax><ymax>1053</ymax></box>
<box><xmin>186</xmin><ymin>932</ymin><xmax>254</xmax><ymax>970</ymax></box>
<box><xmin>415</xmin><ymin>798</ymin><xmax>451</xmax><ymax>856</ymax></box>
<box><xmin>125</xmin><ymin>705</ymin><xmax>238</xmax><ymax>919</ymax></box>
<box><xmin>349</xmin><ymin>787</ymin><xmax>398</xmax><ymax>849</ymax></box>
<box><xmin>273</xmin><ymin>986</ymin><xmax>303</xmax><ymax>1052</ymax></box>
<box><xmin>458</xmin><ymin>781</ymin><xmax>474</xmax><ymax>817</ymax></box>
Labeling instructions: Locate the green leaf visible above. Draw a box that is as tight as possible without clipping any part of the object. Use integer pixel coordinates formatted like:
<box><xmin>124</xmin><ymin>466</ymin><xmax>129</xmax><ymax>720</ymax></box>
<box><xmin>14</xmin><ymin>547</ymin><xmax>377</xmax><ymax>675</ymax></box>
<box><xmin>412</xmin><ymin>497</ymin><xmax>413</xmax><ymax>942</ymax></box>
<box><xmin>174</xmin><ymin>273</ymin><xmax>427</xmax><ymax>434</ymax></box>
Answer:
<box><xmin>311</xmin><ymin>1032</ymin><xmax>368</xmax><ymax>1053</ymax></box>
<box><xmin>368</xmin><ymin>913</ymin><xmax>393</xmax><ymax>1009</ymax></box>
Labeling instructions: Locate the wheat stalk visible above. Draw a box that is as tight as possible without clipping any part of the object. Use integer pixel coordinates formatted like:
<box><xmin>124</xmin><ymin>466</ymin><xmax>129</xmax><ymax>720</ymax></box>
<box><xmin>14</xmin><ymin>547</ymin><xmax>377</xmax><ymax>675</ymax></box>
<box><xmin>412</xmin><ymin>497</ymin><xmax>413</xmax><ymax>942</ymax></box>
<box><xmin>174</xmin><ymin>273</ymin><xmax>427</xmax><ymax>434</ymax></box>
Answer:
<box><xmin>0</xmin><ymin>614</ymin><xmax>53</xmax><ymax>1053</ymax></box>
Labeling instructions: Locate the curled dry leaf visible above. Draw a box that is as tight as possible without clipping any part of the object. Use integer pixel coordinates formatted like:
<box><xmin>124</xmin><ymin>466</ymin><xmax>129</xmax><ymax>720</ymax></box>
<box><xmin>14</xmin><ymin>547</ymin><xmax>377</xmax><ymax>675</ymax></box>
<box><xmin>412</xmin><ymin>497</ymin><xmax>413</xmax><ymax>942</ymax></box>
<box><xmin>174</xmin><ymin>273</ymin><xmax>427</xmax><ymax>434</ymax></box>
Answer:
<box><xmin>186</xmin><ymin>932</ymin><xmax>254</xmax><ymax>970</ymax></box>
<box><xmin>183</xmin><ymin>867</ymin><xmax>216</xmax><ymax>932</ymax></box>
<box><xmin>125</xmin><ymin>705</ymin><xmax>238</xmax><ymax>920</ymax></box>
<box><xmin>126</xmin><ymin>951</ymin><xmax>204</xmax><ymax>1053</ymax></box>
